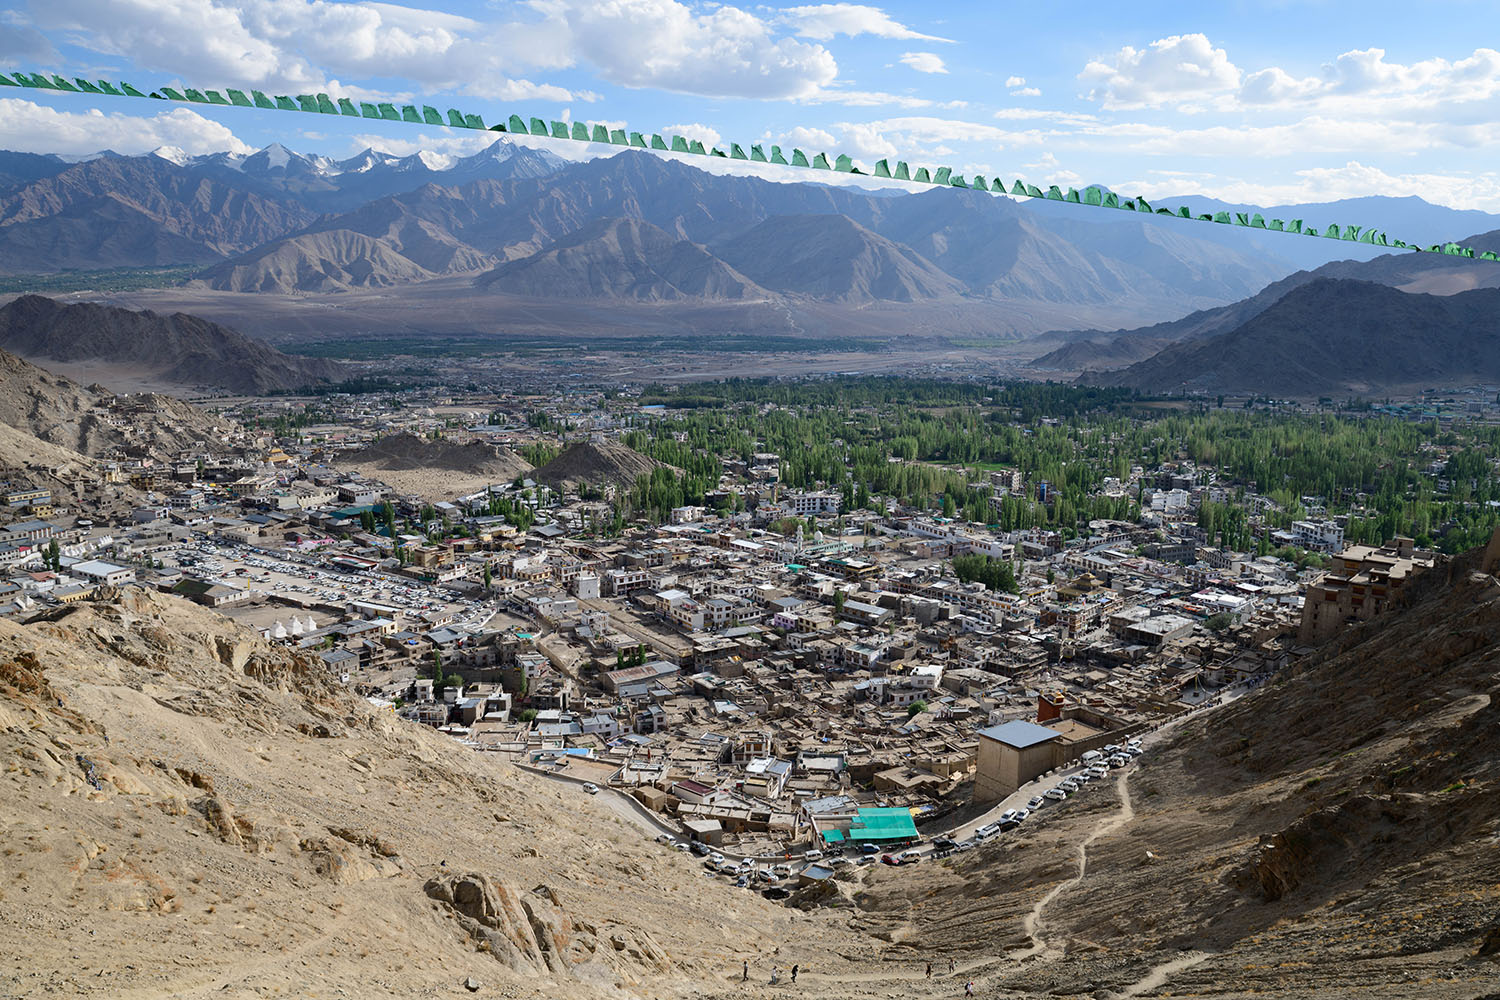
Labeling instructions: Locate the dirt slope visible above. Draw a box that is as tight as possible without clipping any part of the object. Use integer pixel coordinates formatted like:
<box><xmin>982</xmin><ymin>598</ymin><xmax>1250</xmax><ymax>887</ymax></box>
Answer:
<box><xmin>855</xmin><ymin>544</ymin><xmax>1500</xmax><ymax>997</ymax></box>
<box><xmin>0</xmin><ymin>589</ymin><xmax>873</xmax><ymax>999</ymax></box>
<box><xmin>337</xmin><ymin>432</ymin><xmax>533</xmax><ymax>500</ymax></box>
<box><xmin>531</xmin><ymin>441</ymin><xmax>665</xmax><ymax>491</ymax></box>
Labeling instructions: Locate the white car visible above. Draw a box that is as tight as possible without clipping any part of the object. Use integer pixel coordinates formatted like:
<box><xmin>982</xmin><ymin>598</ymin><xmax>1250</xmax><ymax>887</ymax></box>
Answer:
<box><xmin>580</xmin><ymin>782</ymin><xmax>599</xmax><ymax>794</ymax></box>
<box><xmin>1044</xmin><ymin>788</ymin><xmax>1068</xmax><ymax>802</ymax></box>
<box><xmin>1027</xmin><ymin>796</ymin><xmax>1045</xmax><ymax>810</ymax></box>
<box><xmin>804</xmin><ymin>849</ymin><xmax>823</xmax><ymax>861</ymax></box>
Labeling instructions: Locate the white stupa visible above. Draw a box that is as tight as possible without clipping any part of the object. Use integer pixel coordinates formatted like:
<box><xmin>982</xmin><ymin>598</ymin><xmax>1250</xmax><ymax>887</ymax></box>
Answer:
<box><xmin>272</xmin><ymin>621</ymin><xmax>288</xmax><ymax>639</ymax></box>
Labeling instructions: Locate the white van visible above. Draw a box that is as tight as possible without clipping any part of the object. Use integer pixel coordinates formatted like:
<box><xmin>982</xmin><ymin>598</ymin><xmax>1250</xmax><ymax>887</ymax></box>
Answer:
<box><xmin>1081</xmin><ymin>750</ymin><xmax>1104</xmax><ymax>764</ymax></box>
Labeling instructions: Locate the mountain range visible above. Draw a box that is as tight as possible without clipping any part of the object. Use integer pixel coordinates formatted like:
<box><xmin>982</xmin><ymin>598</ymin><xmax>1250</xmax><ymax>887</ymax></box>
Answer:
<box><xmin>0</xmin><ymin>295</ymin><xmax>347</xmax><ymax>393</ymax></box>
<box><xmin>6</xmin><ymin>140</ymin><xmax>1500</xmax><ymax>351</ymax></box>
<box><xmin>1035</xmin><ymin>227</ymin><xmax>1500</xmax><ymax>395</ymax></box>
<box><xmin>1085</xmin><ymin>278</ymin><xmax>1500</xmax><ymax>396</ymax></box>
<box><xmin>0</xmin><ymin>141</ymin><xmax>1344</xmax><ymax>336</ymax></box>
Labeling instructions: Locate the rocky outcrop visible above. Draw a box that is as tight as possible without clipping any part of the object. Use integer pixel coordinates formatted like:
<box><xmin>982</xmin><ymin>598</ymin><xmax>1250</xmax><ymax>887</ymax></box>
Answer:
<box><xmin>424</xmin><ymin>873</ymin><xmax>672</xmax><ymax>977</ymax></box>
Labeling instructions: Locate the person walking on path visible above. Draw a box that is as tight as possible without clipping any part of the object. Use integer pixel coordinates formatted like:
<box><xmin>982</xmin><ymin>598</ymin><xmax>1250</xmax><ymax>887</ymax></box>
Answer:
<box><xmin>964</xmin><ymin>980</ymin><xmax>974</xmax><ymax>996</ymax></box>
<box><xmin>742</xmin><ymin>960</ymin><xmax>748</xmax><ymax>982</ymax></box>
<box><xmin>926</xmin><ymin>963</ymin><xmax>932</xmax><ymax>979</ymax></box>
<box><xmin>948</xmin><ymin>958</ymin><xmax>955</xmax><ymax>976</ymax></box>
<box><xmin>791</xmin><ymin>964</ymin><xmax>798</xmax><ymax>984</ymax></box>
<box><xmin>769</xmin><ymin>967</ymin><xmax>780</xmax><ymax>985</ymax></box>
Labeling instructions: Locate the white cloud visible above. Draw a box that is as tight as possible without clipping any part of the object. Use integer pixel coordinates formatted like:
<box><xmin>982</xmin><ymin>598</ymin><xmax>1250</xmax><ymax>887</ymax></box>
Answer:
<box><xmin>1005</xmin><ymin>75</ymin><xmax>1025</xmax><ymax>88</ymax></box>
<box><xmin>1078</xmin><ymin>116</ymin><xmax>1500</xmax><ymax>157</ymax></box>
<box><xmin>1010</xmin><ymin>87</ymin><xmax>1041</xmax><ymax>97</ymax></box>
<box><xmin>1122</xmin><ymin>161</ymin><xmax>1500</xmax><ymax>214</ymax></box>
<box><xmin>784</xmin><ymin>126</ymin><xmax>837</xmax><ymax>149</ymax></box>
<box><xmin>1080</xmin><ymin>36</ymin><xmax>1500</xmax><ymax>116</ymax></box>
<box><xmin>831</xmin><ymin>121</ymin><xmax>898</xmax><ymax>160</ymax></box>
<box><xmin>993</xmin><ymin>108</ymin><xmax>1098</xmax><ymax>125</ymax></box>
<box><xmin>1237</xmin><ymin>46</ymin><xmax>1500</xmax><ymax>111</ymax></box>
<box><xmin>536</xmin><ymin>0</ymin><xmax>836</xmax><ymax>100</ymax></box>
<box><xmin>663</xmin><ymin>123</ymin><xmax>723</xmax><ymax>149</ymax></box>
<box><xmin>0</xmin><ymin>97</ymin><xmax>253</xmax><ymax>156</ymax></box>
<box><xmin>803</xmin><ymin>89</ymin><xmax>963</xmax><ymax>109</ymax></box>
<box><xmin>30</xmin><ymin>0</ymin><xmax>590</xmax><ymax>104</ymax></box>
<box><xmin>1079</xmin><ymin>33</ymin><xmax>1241</xmax><ymax>108</ymax></box>
<box><xmin>899</xmin><ymin>52</ymin><xmax>947</xmax><ymax>75</ymax></box>
<box><xmin>780</xmin><ymin>4</ymin><xmax>951</xmax><ymax>42</ymax></box>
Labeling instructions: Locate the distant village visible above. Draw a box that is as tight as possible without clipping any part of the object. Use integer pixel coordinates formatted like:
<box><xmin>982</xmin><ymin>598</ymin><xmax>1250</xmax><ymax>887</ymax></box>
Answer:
<box><xmin>0</xmin><ymin>384</ymin><xmax>1448</xmax><ymax>854</ymax></box>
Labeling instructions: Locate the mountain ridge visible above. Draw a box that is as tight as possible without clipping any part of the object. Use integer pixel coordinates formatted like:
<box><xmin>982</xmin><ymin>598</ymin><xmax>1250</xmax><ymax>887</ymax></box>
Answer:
<box><xmin>0</xmin><ymin>295</ymin><xmax>347</xmax><ymax>393</ymax></box>
<box><xmin>1083</xmin><ymin>277</ymin><xmax>1500</xmax><ymax>395</ymax></box>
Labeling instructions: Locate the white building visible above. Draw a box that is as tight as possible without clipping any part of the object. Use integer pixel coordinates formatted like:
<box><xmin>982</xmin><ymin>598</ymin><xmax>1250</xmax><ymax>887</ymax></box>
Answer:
<box><xmin>785</xmin><ymin>491</ymin><xmax>840</xmax><ymax>516</ymax></box>
<box><xmin>1290</xmin><ymin>519</ymin><xmax>1344</xmax><ymax>552</ymax></box>
<box><xmin>70</xmin><ymin>560</ymin><xmax>136</xmax><ymax>586</ymax></box>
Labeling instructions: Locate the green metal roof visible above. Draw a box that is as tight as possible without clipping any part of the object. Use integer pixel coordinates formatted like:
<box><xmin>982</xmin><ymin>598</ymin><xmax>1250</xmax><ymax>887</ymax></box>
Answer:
<box><xmin>847</xmin><ymin>807</ymin><xmax>918</xmax><ymax>842</ymax></box>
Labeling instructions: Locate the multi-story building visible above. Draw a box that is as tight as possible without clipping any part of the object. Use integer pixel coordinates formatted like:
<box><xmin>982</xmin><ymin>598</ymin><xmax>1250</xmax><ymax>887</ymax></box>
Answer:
<box><xmin>1299</xmin><ymin>537</ymin><xmax>1437</xmax><ymax>643</ymax></box>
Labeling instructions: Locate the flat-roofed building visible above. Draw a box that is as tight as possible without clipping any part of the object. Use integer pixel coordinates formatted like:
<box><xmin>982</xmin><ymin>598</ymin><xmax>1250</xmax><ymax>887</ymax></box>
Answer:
<box><xmin>975</xmin><ymin>720</ymin><xmax>1060</xmax><ymax>803</ymax></box>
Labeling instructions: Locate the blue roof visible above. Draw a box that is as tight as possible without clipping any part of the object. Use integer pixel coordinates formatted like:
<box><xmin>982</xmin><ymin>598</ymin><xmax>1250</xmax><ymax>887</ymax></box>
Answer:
<box><xmin>978</xmin><ymin>720</ymin><xmax>1061</xmax><ymax>749</ymax></box>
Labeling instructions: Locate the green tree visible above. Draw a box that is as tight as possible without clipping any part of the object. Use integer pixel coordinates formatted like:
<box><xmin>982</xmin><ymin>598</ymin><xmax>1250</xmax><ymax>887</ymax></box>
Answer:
<box><xmin>906</xmin><ymin>700</ymin><xmax>928</xmax><ymax>717</ymax></box>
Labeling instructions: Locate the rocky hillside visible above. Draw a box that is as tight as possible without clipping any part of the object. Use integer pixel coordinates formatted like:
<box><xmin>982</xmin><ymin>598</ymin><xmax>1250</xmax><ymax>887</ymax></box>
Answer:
<box><xmin>477</xmin><ymin>218</ymin><xmax>767</xmax><ymax>301</ymax></box>
<box><xmin>0</xmin><ymin>589</ymin><xmax>834</xmax><ymax>999</ymax></box>
<box><xmin>0</xmin><ymin>347</ymin><xmax>231</xmax><ymax>457</ymax></box>
<box><xmin>1086</xmin><ymin>279</ymin><xmax>1500</xmax><ymax>396</ymax></box>
<box><xmin>532</xmin><ymin>441</ymin><xmax>665</xmax><ymax>491</ymax></box>
<box><xmin>0</xmin><ymin>295</ymin><xmax>346</xmax><ymax>393</ymax></box>
<box><xmin>0</xmin><ymin>155</ymin><xmax>315</xmax><ymax>270</ymax></box>
<box><xmin>717</xmin><ymin>214</ymin><xmax>961</xmax><ymax>303</ymax></box>
<box><xmin>1033</xmin><ymin>226</ymin><xmax>1500</xmax><ymax>376</ymax></box>
<box><xmin>855</xmin><ymin>539</ymin><xmax>1500</xmax><ymax>997</ymax></box>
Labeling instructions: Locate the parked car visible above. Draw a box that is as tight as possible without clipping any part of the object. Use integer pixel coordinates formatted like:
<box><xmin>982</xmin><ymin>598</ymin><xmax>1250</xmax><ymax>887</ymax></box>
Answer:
<box><xmin>880</xmin><ymin>854</ymin><xmax>900</xmax><ymax>866</ymax></box>
<box><xmin>932</xmin><ymin>837</ymin><xmax>957</xmax><ymax>852</ymax></box>
<box><xmin>581</xmin><ymin>782</ymin><xmax>599</xmax><ymax>794</ymax></box>
<box><xmin>673</xmin><ymin>842</ymin><xmax>691</xmax><ymax>851</ymax></box>
<box><xmin>690</xmin><ymin>842</ymin><xmax>710</xmax><ymax>857</ymax></box>
<box><xmin>1044</xmin><ymin>788</ymin><xmax>1068</xmax><ymax>802</ymax></box>
<box><xmin>897</xmin><ymin>850</ymin><xmax>922</xmax><ymax>865</ymax></box>
<box><xmin>955</xmin><ymin>839</ymin><xmax>977</xmax><ymax>852</ymax></box>
<box><xmin>654</xmin><ymin>834</ymin><xmax>672</xmax><ymax>844</ymax></box>
<box><xmin>860</xmin><ymin>843</ymin><xmax>881</xmax><ymax>855</ymax></box>
<box><xmin>1027</xmin><ymin>796</ymin><xmax>1045</xmax><ymax>810</ymax></box>
<box><xmin>804</xmin><ymin>849</ymin><xmax>824</xmax><ymax>861</ymax></box>
<box><xmin>975</xmin><ymin>823</ymin><xmax>1000</xmax><ymax>840</ymax></box>
<box><xmin>758</xmin><ymin>869</ymin><xmax>778</xmax><ymax>882</ymax></box>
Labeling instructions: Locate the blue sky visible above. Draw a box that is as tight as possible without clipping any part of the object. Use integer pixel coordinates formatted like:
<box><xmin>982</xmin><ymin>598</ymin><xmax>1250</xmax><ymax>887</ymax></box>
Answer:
<box><xmin>4</xmin><ymin>0</ymin><xmax>1500</xmax><ymax>208</ymax></box>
